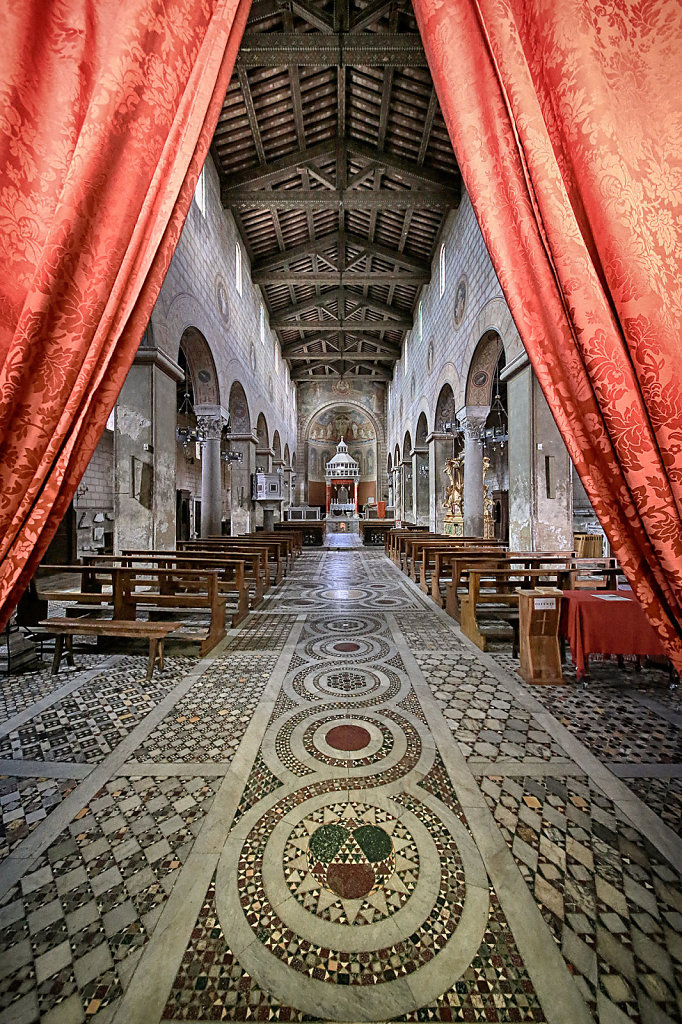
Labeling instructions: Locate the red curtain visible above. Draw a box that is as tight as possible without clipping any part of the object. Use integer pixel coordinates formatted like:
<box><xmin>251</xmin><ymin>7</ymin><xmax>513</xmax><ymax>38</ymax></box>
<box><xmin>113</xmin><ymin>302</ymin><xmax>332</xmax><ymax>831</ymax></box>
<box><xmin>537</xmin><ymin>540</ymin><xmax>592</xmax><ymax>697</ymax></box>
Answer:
<box><xmin>413</xmin><ymin>0</ymin><xmax>682</xmax><ymax>671</ymax></box>
<box><xmin>0</xmin><ymin>0</ymin><xmax>251</xmax><ymax>629</ymax></box>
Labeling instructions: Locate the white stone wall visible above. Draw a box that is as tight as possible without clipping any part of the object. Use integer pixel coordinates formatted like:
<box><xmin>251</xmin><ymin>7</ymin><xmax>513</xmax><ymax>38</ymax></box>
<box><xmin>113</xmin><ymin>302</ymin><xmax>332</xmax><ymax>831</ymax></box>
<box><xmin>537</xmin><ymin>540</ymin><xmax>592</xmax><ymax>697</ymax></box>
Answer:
<box><xmin>150</xmin><ymin>155</ymin><xmax>297</xmax><ymax>465</ymax></box>
<box><xmin>387</xmin><ymin>194</ymin><xmax>523</xmax><ymax>460</ymax></box>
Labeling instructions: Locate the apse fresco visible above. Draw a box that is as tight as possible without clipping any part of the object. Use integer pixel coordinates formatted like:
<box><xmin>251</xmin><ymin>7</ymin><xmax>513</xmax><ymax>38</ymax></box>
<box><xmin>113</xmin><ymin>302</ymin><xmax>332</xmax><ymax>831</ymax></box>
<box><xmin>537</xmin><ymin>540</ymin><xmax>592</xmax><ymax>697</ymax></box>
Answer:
<box><xmin>308</xmin><ymin>405</ymin><xmax>377</xmax><ymax>482</ymax></box>
<box><xmin>308</xmin><ymin>406</ymin><xmax>376</xmax><ymax>444</ymax></box>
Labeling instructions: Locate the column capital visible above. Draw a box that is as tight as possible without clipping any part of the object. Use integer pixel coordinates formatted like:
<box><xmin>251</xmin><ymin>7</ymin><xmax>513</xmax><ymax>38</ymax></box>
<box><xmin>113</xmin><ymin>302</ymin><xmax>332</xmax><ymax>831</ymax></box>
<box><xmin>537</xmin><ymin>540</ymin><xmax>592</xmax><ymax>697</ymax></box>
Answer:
<box><xmin>456</xmin><ymin>405</ymin><xmax>488</xmax><ymax>440</ymax></box>
<box><xmin>195</xmin><ymin>413</ymin><xmax>225</xmax><ymax>440</ymax></box>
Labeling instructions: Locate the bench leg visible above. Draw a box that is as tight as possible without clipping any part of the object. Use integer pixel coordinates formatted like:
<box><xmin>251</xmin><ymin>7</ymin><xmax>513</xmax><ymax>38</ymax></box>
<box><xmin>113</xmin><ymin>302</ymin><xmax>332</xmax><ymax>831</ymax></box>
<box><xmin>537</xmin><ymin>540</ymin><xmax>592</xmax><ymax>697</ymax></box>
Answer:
<box><xmin>51</xmin><ymin>635</ymin><xmax>64</xmax><ymax>675</ymax></box>
<box><xmin>65</xmin><ymin>635</ymin><xmax>74</xmax><ymax>667</ymax></box>
<box><xmin>147</xmin><ymin>638</ymin><xmax>164</xmax><ymax>680</ymax></box>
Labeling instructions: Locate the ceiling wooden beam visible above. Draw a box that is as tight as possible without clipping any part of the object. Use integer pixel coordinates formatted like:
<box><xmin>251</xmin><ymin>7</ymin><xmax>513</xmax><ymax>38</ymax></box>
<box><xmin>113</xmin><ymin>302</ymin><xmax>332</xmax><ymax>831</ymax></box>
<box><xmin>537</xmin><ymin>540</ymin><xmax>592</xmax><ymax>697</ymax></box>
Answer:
<box><xmin>236</xmin><ymin>32</ymin><xmax>428</xmax><ymax>67</ymax></box>
<box><xmin>254</xmin><ymin>270</ymin><xmax>428</xmax><ymax>285</ymax></box>
<box><xmin>289</xmin><ymin>0</ymin><xmax>334</xmax><ymax>32</ymax></box>
<box><xmin>226</xmin><ymin>187</ymin><xmax>452</xmax><ymax>210</ymax></box>
<box><xmin>350</xmin><ymin>0</ymin><xmax>394</xmax><ymax>32</ymax></box>
<box><xmin>272</xmin><ymin>288</ymin><xmax>412</xmax><ymax>323</ymax></box>
<box><xmin>272</xmin><ymin>318</ymin><xmax>412</xmax><ymax>331</ymax></box>
<box><xmin>221</xmin><ymin>141</ymin><xmax>336</xmax><ymax>191</ymax></box>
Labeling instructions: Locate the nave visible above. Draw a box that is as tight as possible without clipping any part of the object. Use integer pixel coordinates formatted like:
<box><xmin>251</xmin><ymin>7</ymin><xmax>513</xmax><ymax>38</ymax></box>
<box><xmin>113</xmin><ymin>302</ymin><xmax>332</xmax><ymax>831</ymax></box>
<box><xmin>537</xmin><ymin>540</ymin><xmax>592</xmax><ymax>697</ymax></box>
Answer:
<box><xmin>0</xmin><ymin>550</ymin><xmax>680</xmax><ymax>1024</ymax></box>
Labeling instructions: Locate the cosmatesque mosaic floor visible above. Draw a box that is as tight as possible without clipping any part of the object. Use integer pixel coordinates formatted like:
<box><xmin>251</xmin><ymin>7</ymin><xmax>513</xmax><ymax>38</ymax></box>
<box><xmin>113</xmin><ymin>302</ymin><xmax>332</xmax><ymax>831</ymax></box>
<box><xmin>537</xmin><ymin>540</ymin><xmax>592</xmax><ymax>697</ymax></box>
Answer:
<box><xmin>0</xmin><ymin>550</ymin><xmax>680</xmax><ymax>1024</ymax></box>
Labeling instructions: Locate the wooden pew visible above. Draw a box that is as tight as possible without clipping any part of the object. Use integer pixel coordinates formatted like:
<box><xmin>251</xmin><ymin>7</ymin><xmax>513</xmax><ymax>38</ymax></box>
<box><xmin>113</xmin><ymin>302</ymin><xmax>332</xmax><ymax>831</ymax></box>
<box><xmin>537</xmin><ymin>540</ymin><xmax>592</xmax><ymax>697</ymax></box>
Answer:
<box><xmin>179</xmin><ymin>537</ymin><xmax>287</xmax><ymax>584</ymax></box>
<box><xmin>408</xmin><ymin>536</ymin><xmax>505</xmax><ymax>585</ymax></box>
<box><xmin>424</xmin><ymin>547</ymin><xmax>507</xmax><ymax>606</ymax></box>
<box><xmin>459</xmin><ymin>567</ymin><xmax>577</xmax><ymax>655</ymax></box>
<box><xmin>41</xmin><ymin>618</ymin><xmax>181</xmax><ymax>680</ymax></box>
<box><xmin>38</xmin><ymin>565</ymin><xmax>235</xmax><ymax>655</ymax></box>
<box><xmin>119</xmin><ymin>549</ymin><xmax>267</xmax><ymax>608</ymax></box>
<box><xmin>444</xmin><ymin>554</ymin><xmax>576</xmax><ymax>621</ymax></box>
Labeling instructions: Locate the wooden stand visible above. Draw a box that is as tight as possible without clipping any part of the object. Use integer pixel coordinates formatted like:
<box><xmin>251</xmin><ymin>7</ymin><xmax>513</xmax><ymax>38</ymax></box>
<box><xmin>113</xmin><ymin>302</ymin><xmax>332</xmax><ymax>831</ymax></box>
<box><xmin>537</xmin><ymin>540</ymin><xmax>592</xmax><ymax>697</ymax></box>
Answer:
<box><xmin>516</xmin><ymin>588</ymin><xmax>565</xmax><ymax>685</ymax></box>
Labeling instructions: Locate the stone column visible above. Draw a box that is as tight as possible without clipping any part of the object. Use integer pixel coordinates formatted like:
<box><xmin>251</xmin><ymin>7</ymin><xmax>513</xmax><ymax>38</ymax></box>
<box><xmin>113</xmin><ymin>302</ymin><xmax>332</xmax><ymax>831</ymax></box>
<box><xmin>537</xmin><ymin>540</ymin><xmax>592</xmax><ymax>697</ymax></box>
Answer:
<box><xmin>401</xmin><ymin>458</ymin><xmax>413</xmax><ymax>523</ymax></box>
<box><xmin>273</xmin><ymin>460</ymin><xmax>285</xmax><ymax>522</ymax></box>
<box><xmin>114</xmin><ymin>344</ymin><xmax>183</xmax><ymax>553</ymax></box>
<box><xmin>196</xmin><ymin>409</ymin><xmax>224</xmax><ymax>538</ymax></box>
<box><xmin>456</xmin><ymin>406</ymin><xmax>488</xmax><ymax>537</ymax></box>
<box><xmin>427</xmin><ymin>432</ymin><xmax>454</xmax><ymax>533</ymax></box>
<box><xmin>502</xmin><ymin>354</ymin><xmax>573</xmax><ymax>552</ymax></box>
<box><xmin>413</xmin><ymin>447</ymin><xmax>429</xmax><ymax>526</ymax></box>
<box><xmin>283</xmin><ymin>467</ymin><xmax>293</xmax><ymax>514</ymax></box>
<box><xmin>393</xmin><ymin>468</ymin><xmax>401</xmax><ymax>521</ymax></box>
<box><xmin>226</xmin><ymin>431</ymin><xmax>256</xmax><ymax>535</ymax></box>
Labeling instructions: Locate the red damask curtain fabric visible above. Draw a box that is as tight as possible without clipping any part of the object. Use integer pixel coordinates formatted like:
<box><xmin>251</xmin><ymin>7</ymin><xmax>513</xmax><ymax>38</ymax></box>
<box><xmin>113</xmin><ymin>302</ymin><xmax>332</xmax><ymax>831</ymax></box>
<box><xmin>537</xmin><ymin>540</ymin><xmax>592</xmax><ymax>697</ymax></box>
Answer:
<box><xmin>0</xmin><ymin>0</ymin><xmax>252</xmax><ymax>629</ymax></box>
<box><xmin>413</xmin><ymin>0</ymin><xmax>682</xmax><ymax>671</ymax></box>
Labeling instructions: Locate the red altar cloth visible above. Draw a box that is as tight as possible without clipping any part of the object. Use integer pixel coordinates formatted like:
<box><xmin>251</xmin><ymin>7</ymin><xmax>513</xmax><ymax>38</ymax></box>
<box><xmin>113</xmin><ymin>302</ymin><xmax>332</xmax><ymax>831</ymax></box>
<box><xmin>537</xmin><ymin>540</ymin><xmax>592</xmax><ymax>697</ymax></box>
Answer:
<box><xmin>560</xmin><ymin>591</ymin><xmax>667</xmax><ymax>679</ymax></box>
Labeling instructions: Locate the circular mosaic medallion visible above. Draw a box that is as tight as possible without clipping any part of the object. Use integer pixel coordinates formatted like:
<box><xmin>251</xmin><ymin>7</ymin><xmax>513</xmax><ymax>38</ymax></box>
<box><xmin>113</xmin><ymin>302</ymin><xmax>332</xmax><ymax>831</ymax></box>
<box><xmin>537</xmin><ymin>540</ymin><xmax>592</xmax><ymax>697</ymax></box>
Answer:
<box><xmin>289</xmin><ymin>663</ymin><xmax>403</xmax><ymax>706</ymax></box>
<box><xmin>318</xmin><ymin>587</ymin><xmax>368</xmax><ymax>602</ymax></box>
<box><xmin>305</xmin><ymin>634</ymin><xmax>392</xmax><ymax>663</ymax></box>
<box><xmin>217</xmin><ymin>788</ymin><xmax>489</xmax><ymax>1018</ymax></box>
<box><xmin>325</xmin><ymin>725</ymin><xmax>371</xmax><ymax>751</ymax></box>
<box><xmin>306</xmin><ymin>614</ymin><xmax>384</xmax><ymax>637</ymax></box>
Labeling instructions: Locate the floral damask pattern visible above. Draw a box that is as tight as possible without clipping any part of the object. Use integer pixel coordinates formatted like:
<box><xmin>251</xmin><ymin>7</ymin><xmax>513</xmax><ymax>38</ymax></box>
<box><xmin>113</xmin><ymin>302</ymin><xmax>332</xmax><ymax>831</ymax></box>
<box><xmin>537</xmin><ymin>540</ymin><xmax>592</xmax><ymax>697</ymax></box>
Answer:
<box><xmin>0</xmin><ymin>0</ymin><xmax>251</xmax><ymax>627</ymax></box>
<box><xmin>413</xmin><ymin>0</ymin><xmax>682</xmax><ymax>669</ymax></box>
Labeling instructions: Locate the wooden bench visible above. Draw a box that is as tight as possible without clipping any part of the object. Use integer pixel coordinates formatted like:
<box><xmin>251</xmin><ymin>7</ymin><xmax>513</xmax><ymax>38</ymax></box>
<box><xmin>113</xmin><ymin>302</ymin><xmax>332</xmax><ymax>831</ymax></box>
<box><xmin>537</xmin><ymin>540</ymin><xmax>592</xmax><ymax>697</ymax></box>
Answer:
<box><xmin>409</xmin><ymin>536</ymin><xmax>505</xmax><ymax>585</ymax></box>
<box><xmin>41</xmin><ymin>618</ymin><xmax>182</xmax><ymax>680</ymax></box>
<box><xmin>459</xmin><ymin>567</ymin><xmax>576</xmax><ymax>655</ymax></box>
<box><xmin>179</xmin><ymin>537</ymin><xmax>287</xmax><ymax>584</ymax></box>
<box><xmin>39</xmin><ymin>565</ymin><xmax>233</xmax><ymax>655</ymax></box>
<box><xmin>443</xmin><ymin>553</ymin><xmax>576</xmax><ymax>620</ymax></box>
<box><xmin>119</xmin><ymin>549</ymin><xmax>267</xmax><ymax>608</ymax></box>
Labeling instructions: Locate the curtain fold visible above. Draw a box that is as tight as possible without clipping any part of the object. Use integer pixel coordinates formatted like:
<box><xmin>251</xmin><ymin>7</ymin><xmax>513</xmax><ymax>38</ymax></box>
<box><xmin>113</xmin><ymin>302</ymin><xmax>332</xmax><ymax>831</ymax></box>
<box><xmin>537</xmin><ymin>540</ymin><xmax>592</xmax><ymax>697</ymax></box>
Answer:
<box><xmin>412</xmin><ymin>0</ymin><xmax>682</xmax><ymax>671</ymax></box>
<box><xmin>0</xmin><ymin>0</ymin><xmax>252</xmax><ymax>629</ymax></box>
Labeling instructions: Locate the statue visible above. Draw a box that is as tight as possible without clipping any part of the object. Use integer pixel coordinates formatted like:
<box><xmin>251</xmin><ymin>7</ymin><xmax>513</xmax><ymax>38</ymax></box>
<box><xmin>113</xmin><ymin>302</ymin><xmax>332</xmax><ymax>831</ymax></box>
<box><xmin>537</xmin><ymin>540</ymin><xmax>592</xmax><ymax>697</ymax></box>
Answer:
<box><xmin>443</xmin><ymin>456</ymin><xmax>464</xmax><ymax>519</ymax></box>
<box><xmin>482</xmin><ymin>455</ymin><xmax>494</xmax><ymax>538</ymax></box>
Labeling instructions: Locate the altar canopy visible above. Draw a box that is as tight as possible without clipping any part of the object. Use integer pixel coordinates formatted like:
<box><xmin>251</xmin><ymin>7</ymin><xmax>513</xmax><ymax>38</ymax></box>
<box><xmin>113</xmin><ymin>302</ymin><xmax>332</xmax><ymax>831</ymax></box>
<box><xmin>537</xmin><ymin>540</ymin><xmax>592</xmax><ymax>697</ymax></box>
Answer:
<box><xmin>325</xmin><ymin>439</ymin><xmax>360</xmax><ymax>515</ymax></box>
<box><xmin>412</xmin><ymin>0</ymin><xmax>682</xmax><ymax>671</ymax></box>
<box><xmin>0</xmin><ymin>0</ymin><xmax>252</xmax><ymax>630</ymax></box>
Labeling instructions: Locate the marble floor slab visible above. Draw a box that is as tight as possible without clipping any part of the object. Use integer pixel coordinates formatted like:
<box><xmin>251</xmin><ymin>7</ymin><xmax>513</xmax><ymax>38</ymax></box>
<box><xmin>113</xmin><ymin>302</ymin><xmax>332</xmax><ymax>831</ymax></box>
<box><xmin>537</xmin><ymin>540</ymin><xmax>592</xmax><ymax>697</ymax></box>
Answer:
<box><xmin>0</xmin><ymin>549</ymin><xmax>679</xmax><ymax>1024</ymax></box>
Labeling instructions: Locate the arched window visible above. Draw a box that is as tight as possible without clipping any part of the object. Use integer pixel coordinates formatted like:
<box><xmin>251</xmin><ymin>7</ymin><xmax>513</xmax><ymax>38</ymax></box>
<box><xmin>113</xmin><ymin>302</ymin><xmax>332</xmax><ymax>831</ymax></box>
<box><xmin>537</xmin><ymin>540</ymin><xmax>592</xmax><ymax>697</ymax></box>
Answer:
<box><xmin>235</xmin><ymin>241</ymin><xmax>243</xmax><ymax>296</ymax></box>
<box><xmin>194</xmin><ymin>167</ymin><xmax>206</xmax><ymax>219</ymax></box>
<box><xmin>439</xmin><ymin>243</ymin><xmax>446</xmax><ymax>297</ymax></box>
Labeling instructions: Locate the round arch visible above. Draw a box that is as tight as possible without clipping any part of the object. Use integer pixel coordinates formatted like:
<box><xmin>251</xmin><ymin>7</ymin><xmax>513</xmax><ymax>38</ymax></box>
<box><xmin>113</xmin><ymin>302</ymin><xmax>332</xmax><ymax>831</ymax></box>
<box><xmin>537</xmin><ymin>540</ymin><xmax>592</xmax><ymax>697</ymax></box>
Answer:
<box><xmin>402</xmin><ymin>430</ymin><xmax>413</xmax><ymax>459</ymax></box>
<box><xmin>394</xmin><ymin>444</ymin><xmax>401</xmax><ymax>464</ymax></box>
<box><xmin>415</xmin><ymin>412</ymin><xmax>429</xmax><ymax>447</ymax></box>
<box><xmin>272</xmin><ymin>430</ymin><xmax>282</xmax><ymax>461</ymax></box>
<box><xmin>465</xmin><ymin>330</ymin><xmax>504</xmax><ymax>407</ymax></box>
<box><xmin>283</xmin><ymin>443</ymin><xmax>290</xmax><ymax>467</ymax></box>
<box><xmin>179</xmin><ymin>326</ymin><xmax>220</xmax><ymax>407</ymax></box>
<box><xmin>256</xmin><ymin>412</ymin><xmax>269</xmax><ymax>449</ymax></box>
<box><xmin>228</xmin><ymin>380</ymin><xmax>251</xmax><ymax>433</ymax></box>
<box><xmin>434</xmin><ymin>382</ymin><xmax>456</xmax><ymax>433</ymax></box>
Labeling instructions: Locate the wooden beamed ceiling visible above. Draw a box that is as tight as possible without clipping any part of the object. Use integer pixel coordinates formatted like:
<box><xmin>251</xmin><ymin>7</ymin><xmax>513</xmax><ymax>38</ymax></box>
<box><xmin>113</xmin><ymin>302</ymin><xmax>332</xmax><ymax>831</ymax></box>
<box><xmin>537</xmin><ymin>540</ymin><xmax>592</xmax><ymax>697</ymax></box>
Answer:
<box><xmin>213</xmin><ymin>0</ymin><xmax>461</xmax><ymax>381</ymax></box>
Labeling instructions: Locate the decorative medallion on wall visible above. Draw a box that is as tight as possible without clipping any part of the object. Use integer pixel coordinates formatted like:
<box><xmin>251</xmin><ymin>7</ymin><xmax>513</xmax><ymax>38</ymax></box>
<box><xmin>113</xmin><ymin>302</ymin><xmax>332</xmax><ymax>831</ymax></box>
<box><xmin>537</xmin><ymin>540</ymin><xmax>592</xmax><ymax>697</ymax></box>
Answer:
<box><xmin>426</xmin><ymin>339</ymin><xmax>434</xmax><ymax>375</ymax></box>
<box><xmin>453</xmin><ymin>275</ymin><xmax>467</xmax><ymax>328</ymax></box>
<box><xmin>333</xmin><ymin>379</ymin><xmax>351</xmax><ymax>396</ymax></box>
<box><xmin>249</xmin><ymin>342</ymin><xmax>257</xmax><ymax>373</ymax></box>
<box><xmin>472</xmin><ymin>370</ymin><xmax>488</xmax><ymax>388</ymax></box>
<box><xmin>197</xmin><ymin>369</ymin><xmax>211</xmax><ymax>385</ymax></box>
<box><xmin>215</xmin><ymin>275</ymin><xmax>230</xmax><ymax>324</ymax></box>
<box><xmin>410</xmin><ymin>373</ymin><xmax>416</xmax><ymax>400</ymax></box>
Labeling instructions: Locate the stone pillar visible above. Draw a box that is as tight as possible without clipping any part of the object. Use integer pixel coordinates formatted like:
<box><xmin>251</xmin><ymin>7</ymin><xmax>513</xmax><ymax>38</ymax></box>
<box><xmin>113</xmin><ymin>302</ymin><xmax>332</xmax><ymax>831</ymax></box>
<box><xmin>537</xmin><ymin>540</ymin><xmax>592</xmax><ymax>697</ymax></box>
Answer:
<box><xmin>427</xmin><ymin>432</ymin><xmax>454</xmax><ymax>533</ymax></box>
<box><xmin>196</xmin><ymin>409</ymin><xmax>224</xmax><ymax>538</ymax></box>
<box><xmin>413</xmin><ymin>447</ymin><xmax>429</xmax><ymax>526</ymax></box>
<box><xmin>393</xmin><ymin>468</ymin><xmax>401</xmax><ymax>521</ymax></box>
<box><xmin>502</xmin><ymin>354</ymin><xmax>573</xmax><ymax>552</ymax></box>
<box><xmin>263</xmin><ymin>507</ymin><xmax>275</xmax><ymax>531</ymax></box>
<box><xmin>226</xmin><ymin>431</ymin><xmax>256</xmax><ymax>535</ymax></box>
<box><xmin>456</xmin><ymin>406</ymin><xmax>488</xmax><ymax>537</ymax></box>
<box><xmin>272</xmin><ymin>460</ymin><xmax>285</xmax><ymax>522</ymax></box>
<box><xmin>401</xmin><ymin>459</ymin><xmax>413</xmax><ymax>523</ymax></box>
<box><xmin>283</xmin><ymin>467</ymin><xmax>293</xmax><ymax>514</ymax></box>
<box><xmin>114</xmin><ymin>344</ymin><xmax>183</xmax><ymax>553</ymax></box>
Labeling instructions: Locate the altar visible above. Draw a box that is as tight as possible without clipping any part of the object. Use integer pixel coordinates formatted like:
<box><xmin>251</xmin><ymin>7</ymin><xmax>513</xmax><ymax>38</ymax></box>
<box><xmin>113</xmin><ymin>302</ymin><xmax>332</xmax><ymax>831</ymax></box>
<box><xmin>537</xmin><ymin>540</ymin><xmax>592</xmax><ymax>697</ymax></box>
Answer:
<box><xmin>325</xmin><ymin>515</ymin><xmax>360</xmax><ymax>535</ymax></box>
<box><xmin>324</xmin><ymin>438</ymin><xmax>360</xmax><ymax>516</ymax></box>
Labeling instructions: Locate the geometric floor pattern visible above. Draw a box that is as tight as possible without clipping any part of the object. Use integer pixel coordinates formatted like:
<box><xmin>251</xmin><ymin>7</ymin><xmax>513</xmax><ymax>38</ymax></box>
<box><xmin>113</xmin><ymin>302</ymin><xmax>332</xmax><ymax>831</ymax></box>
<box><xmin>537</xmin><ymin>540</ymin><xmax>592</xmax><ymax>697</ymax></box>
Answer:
<box><xmin>0</xmin><ymin>549</ymin><xmax>679</xmax><ymax>1023</ymax></box>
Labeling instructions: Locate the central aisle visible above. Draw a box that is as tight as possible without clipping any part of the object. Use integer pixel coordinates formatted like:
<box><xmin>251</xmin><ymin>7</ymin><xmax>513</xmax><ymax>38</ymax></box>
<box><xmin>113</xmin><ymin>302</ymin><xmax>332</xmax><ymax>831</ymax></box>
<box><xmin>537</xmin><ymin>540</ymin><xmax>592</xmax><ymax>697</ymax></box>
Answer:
<box><xmin>115</xmin><ymin>548</ymin><xmax>617</xmax><ymax>1024</ymax></box>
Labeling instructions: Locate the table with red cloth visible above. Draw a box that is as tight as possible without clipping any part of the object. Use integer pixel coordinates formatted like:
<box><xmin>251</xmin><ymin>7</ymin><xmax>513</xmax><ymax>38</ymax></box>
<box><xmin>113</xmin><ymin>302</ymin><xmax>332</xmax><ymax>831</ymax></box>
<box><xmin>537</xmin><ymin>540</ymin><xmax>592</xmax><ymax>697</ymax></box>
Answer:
<box><xmin>560</xmin><ymin>590</ymin><xmax>667</xmax><ymax>680</ymax></box>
